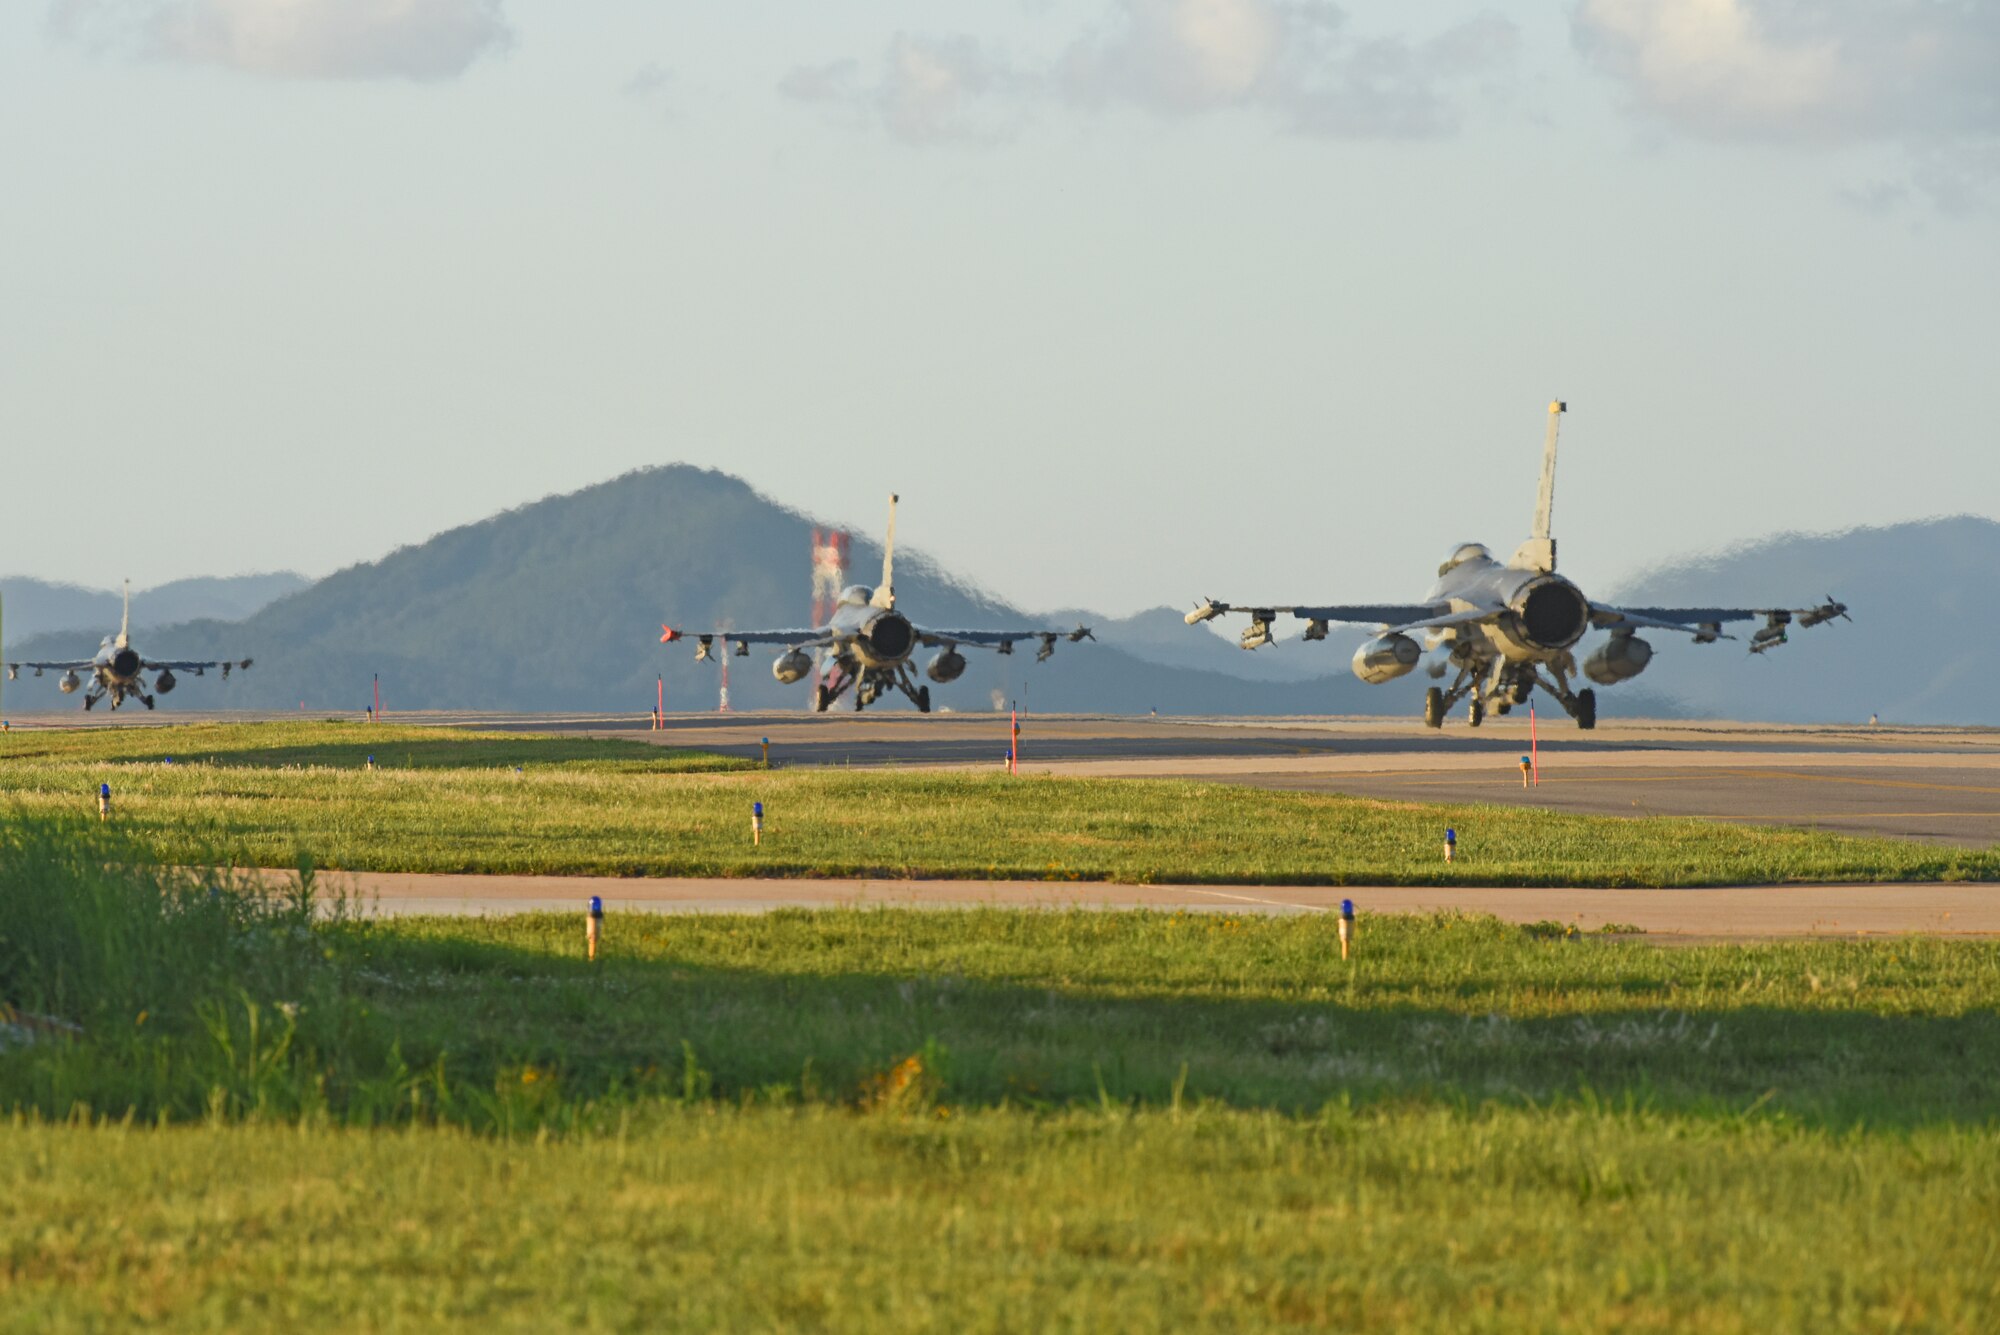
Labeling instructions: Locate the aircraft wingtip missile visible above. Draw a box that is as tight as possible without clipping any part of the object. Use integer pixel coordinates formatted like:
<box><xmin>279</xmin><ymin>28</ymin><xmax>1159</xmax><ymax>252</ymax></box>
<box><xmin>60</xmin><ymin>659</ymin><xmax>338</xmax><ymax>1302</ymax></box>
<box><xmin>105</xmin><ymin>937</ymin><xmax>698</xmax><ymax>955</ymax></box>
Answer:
<box><xmin>1185</xmin><ymin>599</ymin><xmax>1224</xmax><ymax>626</ymax></box>
<box><xmin>661</xmin><ymin>624</ymin><xmax>682</xmax><ymax>644</ymax></box>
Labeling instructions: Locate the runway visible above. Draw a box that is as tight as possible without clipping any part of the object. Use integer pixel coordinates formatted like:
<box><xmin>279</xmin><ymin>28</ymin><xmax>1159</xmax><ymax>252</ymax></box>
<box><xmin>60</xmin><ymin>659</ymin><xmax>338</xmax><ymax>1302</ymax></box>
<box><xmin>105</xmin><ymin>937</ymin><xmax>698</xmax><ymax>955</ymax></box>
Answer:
<box><xmin>513</xmin><ymin>712</ymin><xmax>2000</xmax><ymax>849</ymax></box>
<box><xmin>289</xmin><ymin>869</ymin><xmax>2000</xmax><ymax>939</ymax></box>
<box><xmin>14</xmin><ymin>708</ymin><xmax>1997</xmax><ymax>846</ymax></box>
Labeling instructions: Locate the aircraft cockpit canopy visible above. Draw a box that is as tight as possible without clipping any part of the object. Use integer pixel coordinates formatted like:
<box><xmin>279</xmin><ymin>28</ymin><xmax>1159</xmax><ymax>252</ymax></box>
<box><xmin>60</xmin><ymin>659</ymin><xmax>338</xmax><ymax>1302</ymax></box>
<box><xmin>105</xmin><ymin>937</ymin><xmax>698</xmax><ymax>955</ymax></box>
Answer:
<box><xmin>1437</xmin><ymin>543</ymin><xmax>1492</xmax><ymax>578</ymax></box>
<box><xmin>838</xmin><ymin>584</ymin><xmax>875</xmax><ymax>607</ymax></box>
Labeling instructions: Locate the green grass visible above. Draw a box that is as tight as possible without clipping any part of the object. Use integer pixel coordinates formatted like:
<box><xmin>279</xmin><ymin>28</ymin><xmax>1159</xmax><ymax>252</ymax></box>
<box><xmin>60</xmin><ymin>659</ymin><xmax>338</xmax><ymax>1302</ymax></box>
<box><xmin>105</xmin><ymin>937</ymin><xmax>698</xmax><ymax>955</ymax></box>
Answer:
<box><xmin>1</xmin><ymin>722</ymin><xmax>1992</xmax><ymax>885</ymax></box>
<box><xmin>0</xmin><ymin>720</ymin><xmax>744</xmax><ymax>773</ymax></box>
<box><xmin>5</xmin><ymin>815</ymin><xmax>1999</xmax><ymax>1330</ymax></box>
<box><xmin>6</xmin><ymin>1112</ymin><xmax>1996</xmax><ymax>1332</ymax></box>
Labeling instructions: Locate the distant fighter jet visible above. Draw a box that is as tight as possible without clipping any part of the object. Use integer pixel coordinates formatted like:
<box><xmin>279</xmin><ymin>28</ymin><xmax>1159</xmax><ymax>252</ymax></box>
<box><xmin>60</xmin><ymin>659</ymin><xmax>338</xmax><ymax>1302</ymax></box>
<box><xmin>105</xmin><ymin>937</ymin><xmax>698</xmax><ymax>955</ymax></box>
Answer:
<box><xmin>5</xmin><ymin>582</ymin><xmax>253</xmax><ymax>711</ymax></box>
<box><xmin>1185</xmin><ymin>402</ymin><xmax>1848</xmax><ymax>730</ymax></box>
<box><xmin>662</xmin><ymin>496</ymin><xmax>1093</xmax><ymax>713</ymax></box>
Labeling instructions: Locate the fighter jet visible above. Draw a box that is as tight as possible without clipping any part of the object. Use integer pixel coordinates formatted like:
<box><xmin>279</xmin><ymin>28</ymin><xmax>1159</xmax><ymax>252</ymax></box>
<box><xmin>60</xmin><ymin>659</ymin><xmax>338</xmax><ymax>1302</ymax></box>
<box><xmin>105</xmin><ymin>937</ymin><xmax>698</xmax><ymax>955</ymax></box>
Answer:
<box><xmin>1185</xmin><ymin>402</ymin><xmax>1847</xmax><ymax>730</ymax></box>
<box><xmin>5</xmin><ymin>582</ymin><xmax>253</xmax><ymax>711</ymax></box>
<box><xmin>661</xmin><ymin>495</ymin><xmax>1093</xmax><ymax>713</ymax></box>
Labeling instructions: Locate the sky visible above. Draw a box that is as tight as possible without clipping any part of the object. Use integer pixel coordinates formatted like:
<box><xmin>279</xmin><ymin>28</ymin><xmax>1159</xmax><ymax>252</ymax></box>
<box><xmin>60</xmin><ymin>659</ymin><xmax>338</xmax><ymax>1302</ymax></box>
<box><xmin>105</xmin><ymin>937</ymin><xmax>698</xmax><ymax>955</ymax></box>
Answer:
<box><xmin>3</xmin><ymin>0</ymin><xmax>1996</xmax><ymax>617</ymax></box>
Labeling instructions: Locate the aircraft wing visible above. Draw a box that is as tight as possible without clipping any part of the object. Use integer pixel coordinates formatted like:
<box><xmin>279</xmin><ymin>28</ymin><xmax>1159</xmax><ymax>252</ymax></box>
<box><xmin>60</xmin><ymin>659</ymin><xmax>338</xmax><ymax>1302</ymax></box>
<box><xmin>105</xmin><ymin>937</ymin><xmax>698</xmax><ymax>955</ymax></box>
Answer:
<box><xmin>659</xmin><ymin>625</ymin><xmax>837</xmax><ymax>660</ymax></box>
<box><xmin>1186</xmin><ymin>599</ymin><xmax>1445</xmax><ymax>627</ymax></box>
<box><xmin>919</xmin><ymin>625</ymin><xmax>1095</xmax><ymax>659</ymax></box>
<box><xmin>144</xmin><ymin>658</ymin><xmax>254</xmax><ymax>672</ymax></box>
<box><xmin>1592</xmin><ymin>598</ymin><xmax>1848</xmax><ymax>649</ymax></box>
<box><xmin>7</xmin><ymin>659</ymin><xmax>94</xmax><ymax>672</ymax></box>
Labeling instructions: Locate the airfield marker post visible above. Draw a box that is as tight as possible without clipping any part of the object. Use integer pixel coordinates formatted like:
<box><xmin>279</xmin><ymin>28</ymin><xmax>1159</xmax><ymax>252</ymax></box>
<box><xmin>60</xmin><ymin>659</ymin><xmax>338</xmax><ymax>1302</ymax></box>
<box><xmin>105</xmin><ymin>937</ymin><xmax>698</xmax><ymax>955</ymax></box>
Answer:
<box><xmin>587</xmin><ymin>896</ymin><xmax>603</xmax><ymax>962</ymax></box>
<box><xmin>752</xmin><ymin>801</ymin><xmax>764</xmax><ymax>845</ymax></box>
<box><xmin>1339</xmin><ymin>899</ymin><xmax>1355</xmax><ymax>960</ymax></box>
<box><xmin>366</xmin><ymin>755</ymin><xmax>375</xmax><ymax>772</ymax></box>
<box><xmin>373</xmin><ymin>674</ymin><xmax>380</xmax><ymax>722</ymax></box>
<box><xmin>1444</xmin><ymin>828</ymin><xmax>1456</xmax><ymax>863</ymax></box>
<box><xmin>97</xmin><ymin>783</ymin><xmax>111</xmax><ymax>822</ymax></box>
<box><xmin>1520</xmin><ymin>755</ymin><xmax>1532</xmax><ymax>789</ymax></box>
<box><xmin>1009</xmin><ymin>705</ymin><xmax>1020</xmax><ymax>775</ymax></box>
<box><xmin>761</xmin><ymin>736</ymin><xmax>770</xmax><ymax>768</ymax></box>
<box><xmin>1529</xmin><ymin>702</ymin><xmax>1540</xmax><ymax>784</ymax></box>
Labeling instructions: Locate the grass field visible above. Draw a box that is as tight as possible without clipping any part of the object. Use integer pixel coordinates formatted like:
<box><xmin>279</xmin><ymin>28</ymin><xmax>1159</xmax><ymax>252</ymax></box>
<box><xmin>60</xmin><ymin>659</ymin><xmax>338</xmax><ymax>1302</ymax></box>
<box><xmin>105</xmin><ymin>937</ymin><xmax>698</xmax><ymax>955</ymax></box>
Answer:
<box><xmin>0</xmin><ymin>721</ymin><xmax>1992</xmax><ymax>886</ymax></box>
<box><xmin>5</xmin><ymin>813</ymin><xmax>2000</xmax><ymax>1328</ymax></box>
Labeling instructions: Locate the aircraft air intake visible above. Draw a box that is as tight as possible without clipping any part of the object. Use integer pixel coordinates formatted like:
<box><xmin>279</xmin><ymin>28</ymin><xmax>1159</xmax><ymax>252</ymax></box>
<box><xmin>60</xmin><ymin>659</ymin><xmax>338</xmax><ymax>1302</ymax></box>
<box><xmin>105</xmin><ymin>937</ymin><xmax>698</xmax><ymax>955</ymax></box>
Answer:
<box><xmin>1514</xmin><ymin>577</ymin><xmax>1589</xmax><ymax>651</ymax></box>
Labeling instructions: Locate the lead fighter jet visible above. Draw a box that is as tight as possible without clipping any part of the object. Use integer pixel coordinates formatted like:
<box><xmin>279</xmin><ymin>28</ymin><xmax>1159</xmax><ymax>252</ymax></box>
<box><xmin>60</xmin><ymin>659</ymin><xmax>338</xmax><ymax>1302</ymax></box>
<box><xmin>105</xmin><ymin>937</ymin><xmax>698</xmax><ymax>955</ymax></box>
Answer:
<box><xmin>661</xmin><ymin>495</ymin><xmax>1092</xmax><ymax>713</ymax></box>
<box><xmin>1186</xmin><ymin>402</ymin><xmax>1847</xmax><ymax>730</ymax></box>
<box><xmin>6</xmin><ymin>582</ymin><xmax>253</xmax><ymax>711</ymax></box>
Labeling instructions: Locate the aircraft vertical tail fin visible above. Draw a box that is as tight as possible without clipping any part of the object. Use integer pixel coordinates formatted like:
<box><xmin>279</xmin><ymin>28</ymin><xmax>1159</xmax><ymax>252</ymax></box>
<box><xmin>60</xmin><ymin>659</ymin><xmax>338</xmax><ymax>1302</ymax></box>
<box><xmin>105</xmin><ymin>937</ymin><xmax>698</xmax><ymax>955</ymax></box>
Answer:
<box><xmin>1513</xmin><ymin>400</ymin><xmax>1564</xmax><ymax>572</ymax></box>
<box><xmin>118</xmin><ymin>580</ymin><xmax>131</xmax><ymax>649</ymax></box>
<box><xmin>874</xmin><ymin>494</ymin><xmax>898</xmax><ymax>609</ymax></box>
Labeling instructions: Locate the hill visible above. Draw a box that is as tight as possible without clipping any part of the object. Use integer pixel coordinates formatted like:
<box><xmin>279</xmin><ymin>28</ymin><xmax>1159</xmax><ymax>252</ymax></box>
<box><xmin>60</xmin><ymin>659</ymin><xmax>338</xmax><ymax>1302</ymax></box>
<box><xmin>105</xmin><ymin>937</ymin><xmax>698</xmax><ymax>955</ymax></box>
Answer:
<box><xmin>10</xmin><ymin>471</ymin><xmax>1975</xmax><ymax>723</ymax></box>
<box><xmin>1602</xmin><ymin>515</ymin><xmax>1998</xmax><ymax>725</ymax></box>
<box><xmin>2</xmin><ymin>468</ymin><xmax>1385</xmax><ymax>715</ymax></box>
<box><xmin>0</xmin><ymin>573</ymin><xmax>308</xmax><ymax>642</ymax></box>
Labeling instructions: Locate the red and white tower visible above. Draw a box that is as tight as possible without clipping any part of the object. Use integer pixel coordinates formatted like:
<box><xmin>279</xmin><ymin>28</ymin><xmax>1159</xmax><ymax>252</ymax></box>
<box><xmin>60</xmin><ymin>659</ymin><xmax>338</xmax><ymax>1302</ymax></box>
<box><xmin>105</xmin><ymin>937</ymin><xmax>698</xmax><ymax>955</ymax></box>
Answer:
<box><xmin>811</xmin><ymin>528</ymin><xmax>850</xmax><ymax>627</ymax></box>
<box><xmin>810</xmin><ymin>528</ymin><xmax>850</xmax><ymax>705</ymax></box>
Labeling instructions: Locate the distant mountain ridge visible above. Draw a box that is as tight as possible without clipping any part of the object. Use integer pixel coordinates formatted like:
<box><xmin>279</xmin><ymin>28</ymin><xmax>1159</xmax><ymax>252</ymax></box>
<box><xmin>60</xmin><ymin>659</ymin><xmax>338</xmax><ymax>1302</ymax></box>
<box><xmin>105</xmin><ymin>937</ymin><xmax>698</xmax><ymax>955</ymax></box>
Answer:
<box><xmin>0</xmin><ymin>573</ymin><xmax>309</xmax><ymax>642</ymax></box>
<box><xmin>3</xmin><ymin>467</ymin><xmax>1384</xmax><ymax>716</ymax></box>
<box><xmin>3</xmin><ymin>470</ymin><xmax>1986</xmax><ymax>723</ymax></box>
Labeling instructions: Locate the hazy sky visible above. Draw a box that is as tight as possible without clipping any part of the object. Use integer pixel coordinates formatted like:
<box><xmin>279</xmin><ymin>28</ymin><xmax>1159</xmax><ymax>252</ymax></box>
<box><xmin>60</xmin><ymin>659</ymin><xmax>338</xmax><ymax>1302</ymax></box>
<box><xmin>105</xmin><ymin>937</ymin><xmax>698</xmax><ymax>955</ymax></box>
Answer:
<box><xmin>4</xmin><ymin>0</ymin><xmax>1995</xmax><ymax>616</ymax></box>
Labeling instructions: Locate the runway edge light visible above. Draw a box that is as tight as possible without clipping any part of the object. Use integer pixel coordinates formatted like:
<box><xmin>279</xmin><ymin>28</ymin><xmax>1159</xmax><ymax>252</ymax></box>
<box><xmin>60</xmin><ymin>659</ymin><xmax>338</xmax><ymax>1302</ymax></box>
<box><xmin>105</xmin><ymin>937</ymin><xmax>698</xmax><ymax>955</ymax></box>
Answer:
<box><xmin>587</xmin><ymin>896</ymin><xmax>604</xmax><ymax>962</ymax></box>
<box><xmin>1339</xmin><ymin>899</ymin><xmax>1355</xmax><ymax>961</ymax></box>
<box><xmin>1444</xmin><ymin>828</ymin><xmax>1456</xmax><ymax>863</ymax></box>
<box><xmin>752</xmin><ymin>801</ymin><xmax>764</xmax><ymax>845</ymax></box>
<box><xmin>98</xmin><ymin>783</ymin><xmax>111</xmax><ymax>822</ymax></box>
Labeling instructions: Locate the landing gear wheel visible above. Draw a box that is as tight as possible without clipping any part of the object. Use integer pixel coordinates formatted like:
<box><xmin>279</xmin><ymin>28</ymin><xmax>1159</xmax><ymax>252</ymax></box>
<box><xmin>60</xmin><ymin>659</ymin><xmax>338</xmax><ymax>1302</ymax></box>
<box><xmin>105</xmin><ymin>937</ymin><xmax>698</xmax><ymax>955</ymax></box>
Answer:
<box><xmin>1495</xmin><ymin>701</ymin><xmax>1511</xmax><ymax>716</ymax></box>
<box><xmin>83</xmin><ymin>696</ymin><xmax>95</xmax><ymax>712</ymax></box>
<box><xmin>1467</xmin><ymin>698</ymin><xmax>1485</xmax><ymax>728</ymax></box>
<box><xmin>1423</xmin><ymin>687</ymin><xmax>1445</xmax><ymax>730</ymax></box>
<box><xmin>814</xmin><ymin>683</ymin><xmax>832</xmax><ymax>713</ymax></box>
<box><xmin>1575</xmin><ymin>688</ymin><xmax>1597</xmax><ymax>730</ymax></box>
<box><xmin>142</xmin><ymin>695</ymin><xmax>156</xmax><ymax>711</ymax></box>
<box><xmin>1509</xmin><ymin>680</ymin><xmax>1531</xmax><ymax>705</ymax></box>
<box><xmin>915</xmin><ymin>686</ymin><xmax>931</xmax><ymax>714</ymax></box>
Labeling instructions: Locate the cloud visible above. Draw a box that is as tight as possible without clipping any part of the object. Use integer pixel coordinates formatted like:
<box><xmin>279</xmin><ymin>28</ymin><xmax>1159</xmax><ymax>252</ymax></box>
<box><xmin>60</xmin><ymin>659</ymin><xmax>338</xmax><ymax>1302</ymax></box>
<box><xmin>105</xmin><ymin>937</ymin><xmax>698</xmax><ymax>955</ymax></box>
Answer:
<box><xmin>782</xmin><ymin>34</ymin><xmax>1021</xmax><ymax>146</ymax></box>
<box><xmin>1573</xmin><ymin>1</ymin><xmax>2000</xmax><ymax>211</ymax></box>
<box><xmin>784</xmin><ymin>2</ymin><xmax>1516</xmax><ymax>145</ymax></box>
<box><xmin>1572</xmin><ymin>0</ymin><xmax>2000</xmax><ymax>144</ymax></box>
<box><xmin>46</xmin><ymin>0</ymin><xmax>513</xmax><ymax>81</ymax></box>
<box><xmin>623</xmin><ymin>63</ymin><xmax>670</xmax><ymax>99</ymax></box>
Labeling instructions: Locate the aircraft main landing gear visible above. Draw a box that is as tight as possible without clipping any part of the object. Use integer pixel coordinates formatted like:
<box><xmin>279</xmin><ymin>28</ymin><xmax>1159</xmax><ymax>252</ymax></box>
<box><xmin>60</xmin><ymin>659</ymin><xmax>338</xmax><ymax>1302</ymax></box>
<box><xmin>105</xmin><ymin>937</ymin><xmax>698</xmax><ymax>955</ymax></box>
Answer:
<box><xmin>1575</xmin><ymin>688</ymin><xmax>1596</xmax><ymax>730</ymax></box>
<box><xmin>1424</xmin><ymin>687</ymin><xmax>1445</xmax><ymax>729</ymax></box>
<box><xmin>1467</xmin><ymin>698</ymin><xmax>1485</xmax><ymax>728</ymax></box>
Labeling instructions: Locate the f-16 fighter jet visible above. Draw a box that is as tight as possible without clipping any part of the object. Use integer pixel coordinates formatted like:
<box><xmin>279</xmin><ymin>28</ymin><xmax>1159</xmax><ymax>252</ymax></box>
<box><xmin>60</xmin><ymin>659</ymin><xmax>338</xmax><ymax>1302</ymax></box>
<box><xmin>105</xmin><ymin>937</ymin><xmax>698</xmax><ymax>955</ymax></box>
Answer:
<box><xmin>662</xmin><ymin>495</ymin><xmax>1092</xmax><ymax>713</ymax></box>
<box><xmin>6</xmin><ymin>582</ymin><xmax>253</xmax><ymax>711</ymax></box>
<box><xmin>1185</xmin><ymin>402</ymin><xmax>1847</xmax><ymax>730</ymax></box>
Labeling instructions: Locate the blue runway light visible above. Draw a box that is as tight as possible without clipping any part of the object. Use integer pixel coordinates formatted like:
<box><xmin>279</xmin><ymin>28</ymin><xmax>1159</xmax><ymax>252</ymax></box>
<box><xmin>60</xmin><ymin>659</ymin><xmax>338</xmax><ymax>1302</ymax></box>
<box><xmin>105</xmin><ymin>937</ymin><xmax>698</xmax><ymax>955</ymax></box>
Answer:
<box><xmin>752</xmin><ymin>801</ymin><xmax>765</xmax><ymax>845</ymax></box>
<box><xmin>589</xmin><ymin>895</ymin><xmax>604</xmax><ymax>918</ymax></box>
<box><xmin>1338</xmin><ymin>898</ymin><xmax>1356</xmax><ymax>958</ymax></box>
<box><xmin>586</xmin><ymin>896</ymin><xmax>603</xmax><ymax>960</ymax></box>
<box><xmin>1341</xmin><ymin>899</ymin><xmax>1354</xmax><ymax>920</ymax></box>
<box><xmin>1444</xmin><ymin>827</ymin><xmax>1457</xmax><ymax>863</ymax></box>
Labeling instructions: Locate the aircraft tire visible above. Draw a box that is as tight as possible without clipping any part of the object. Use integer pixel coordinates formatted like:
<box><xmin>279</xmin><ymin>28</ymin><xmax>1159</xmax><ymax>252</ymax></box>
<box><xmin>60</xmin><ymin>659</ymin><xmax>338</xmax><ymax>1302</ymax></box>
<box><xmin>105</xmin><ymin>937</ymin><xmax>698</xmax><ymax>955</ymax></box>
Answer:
<box><xmin>814</xmin><ymin>683</ymin><xmax>831</xmax><ymax>713</ymax></box>
<box><xmin>1468</xmin><ymin>698</ymin><xmax>1485</xmax><ymax>728</ymax></box>
<box><xmin>1423</xmin><ymin>687</ymin><xmax>1445</xmax><ymax>730</ymax></box>
<box><xmin>143</xmin><ymin>695</ymin><xmax>156</xmax><ymax>711</ymax></box>
<box><xmin>1575</xmin><ymin>688</ymin><xmax>1597</xmax><ymax>730</ymax></box>
<box><xmin>1495</xmin><ymin>701</ymin><xmax>1511</xmax><ymax>715</ymax></box>
<box><xmin>915</xmin><ymin>686</ymin><xmax>931</xmax><ymax>715</ymax></box>
<box><xmin>83</xmin><ymin>696</ymin><xmax>94</xmax><ymax>712</ymax></box>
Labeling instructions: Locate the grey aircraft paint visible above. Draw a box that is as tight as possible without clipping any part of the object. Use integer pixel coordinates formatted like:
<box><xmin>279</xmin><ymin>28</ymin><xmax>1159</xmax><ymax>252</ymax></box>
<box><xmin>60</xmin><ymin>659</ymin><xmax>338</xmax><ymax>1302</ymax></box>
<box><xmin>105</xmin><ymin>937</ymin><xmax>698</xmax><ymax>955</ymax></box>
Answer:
<box><xmin>1186</xmin><ymin>402</ymin><xmax>1847</xmax><ymax>729</ymax></box>
<box><xmin>5</xmin><ymin>581</ymin><xmax>252</xmax><ymax>711</ymax></box>
<box><xmin>661</xmin><ymin>496</ymin><xmax>1092</xmax><ymax>713</ymax></box>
